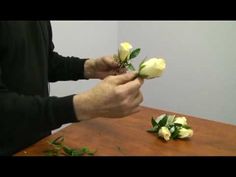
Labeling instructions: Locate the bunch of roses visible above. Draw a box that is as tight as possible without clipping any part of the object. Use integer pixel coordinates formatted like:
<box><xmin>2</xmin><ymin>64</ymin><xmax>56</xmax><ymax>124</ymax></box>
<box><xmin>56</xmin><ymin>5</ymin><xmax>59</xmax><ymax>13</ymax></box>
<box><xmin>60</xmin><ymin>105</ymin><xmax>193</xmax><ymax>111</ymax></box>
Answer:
<box><xmin>147</xmin><ymin>114</ymin><xmax>193</xmax><ymax>141</ymax></box>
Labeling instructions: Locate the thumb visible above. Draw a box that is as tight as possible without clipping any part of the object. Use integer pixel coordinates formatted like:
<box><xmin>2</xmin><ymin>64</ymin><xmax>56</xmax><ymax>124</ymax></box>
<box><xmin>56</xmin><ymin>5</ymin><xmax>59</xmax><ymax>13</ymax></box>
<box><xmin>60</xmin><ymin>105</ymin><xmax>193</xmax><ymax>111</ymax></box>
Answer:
<box><xmin>112</xmin><ymin>72</ymin><xmax>137</xmax><ymax>85</ymax></box>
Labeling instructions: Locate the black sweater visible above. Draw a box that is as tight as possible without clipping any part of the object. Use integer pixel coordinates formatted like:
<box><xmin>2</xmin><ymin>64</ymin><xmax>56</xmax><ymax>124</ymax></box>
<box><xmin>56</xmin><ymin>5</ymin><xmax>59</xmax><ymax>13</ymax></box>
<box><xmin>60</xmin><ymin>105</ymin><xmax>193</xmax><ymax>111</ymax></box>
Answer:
<box><xmin>0</xmin><ymin>21</ymin><xmax>87</xmax><ymax>155</ymax></box>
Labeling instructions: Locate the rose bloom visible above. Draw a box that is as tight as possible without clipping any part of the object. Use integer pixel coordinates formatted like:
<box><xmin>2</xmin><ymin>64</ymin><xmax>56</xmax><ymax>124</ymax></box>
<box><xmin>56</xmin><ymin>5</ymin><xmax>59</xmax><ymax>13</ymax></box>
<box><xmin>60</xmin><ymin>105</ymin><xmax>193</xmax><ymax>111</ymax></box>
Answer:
<box><xmin>174</xmin><ymin>117</ymin><xmax>187</xmax><ymax>126</ymax></box>
<box><xmin>178</xmin><ymin>128</ymin><xmax>193</xmax><ymax>138</ymax></box>
<box><xmin>158</xmin><ymin>126</ymin><xmax>171</xmax><ymax>141</ymax></box>
<box><xmin>118</xmin><ymin>42</ymin><xmax>133</xmax><ymax>61</ymax></box>
<box><xmin>139</xmin><ymin>58</ymin><xmax>166</xmax><ymax>79</ymax></box>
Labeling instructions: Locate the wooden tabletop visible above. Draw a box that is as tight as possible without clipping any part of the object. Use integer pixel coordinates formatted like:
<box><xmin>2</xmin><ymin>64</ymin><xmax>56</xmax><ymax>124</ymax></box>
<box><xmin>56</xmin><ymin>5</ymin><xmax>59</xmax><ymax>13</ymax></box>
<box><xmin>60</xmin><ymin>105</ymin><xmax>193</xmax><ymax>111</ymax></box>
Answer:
<box><xmin>15</xmin><ymin>106</ymin><xmax>236</xmax><ymax>156</ymax></box>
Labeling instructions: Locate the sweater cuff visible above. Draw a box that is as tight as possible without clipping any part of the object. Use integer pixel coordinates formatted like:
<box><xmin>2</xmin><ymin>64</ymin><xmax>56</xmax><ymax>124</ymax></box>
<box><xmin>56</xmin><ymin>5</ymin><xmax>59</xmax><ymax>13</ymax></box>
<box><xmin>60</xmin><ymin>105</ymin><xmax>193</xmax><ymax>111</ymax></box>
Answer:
<box><xmin>68</xmin><ymin>58</ymin><xmax>88</xmax><ymax>80</ymax></box>
<box><xmin>51</xmin><ymin>95</ymin><xmax>78</xmax><ymax>126</ymax></box>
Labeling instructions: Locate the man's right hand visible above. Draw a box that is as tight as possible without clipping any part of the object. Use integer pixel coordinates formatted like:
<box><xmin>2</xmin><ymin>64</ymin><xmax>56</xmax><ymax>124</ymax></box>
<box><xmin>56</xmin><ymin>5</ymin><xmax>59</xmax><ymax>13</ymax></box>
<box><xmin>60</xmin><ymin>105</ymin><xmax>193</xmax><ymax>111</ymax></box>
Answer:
<box><xmin>73</xmin><ymin>72</ymin><xmax>144</xmax><ymax>121</ymax></box>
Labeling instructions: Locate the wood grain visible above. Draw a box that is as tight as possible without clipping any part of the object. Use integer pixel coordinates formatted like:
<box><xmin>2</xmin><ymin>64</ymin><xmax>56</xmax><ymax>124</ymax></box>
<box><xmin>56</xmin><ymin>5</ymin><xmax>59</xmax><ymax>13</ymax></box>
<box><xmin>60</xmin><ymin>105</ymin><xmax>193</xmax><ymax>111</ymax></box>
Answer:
<box><xmin>15</xmin><ymin>106</ymin><xmax>236</xmax><ymax>156</ymax></box>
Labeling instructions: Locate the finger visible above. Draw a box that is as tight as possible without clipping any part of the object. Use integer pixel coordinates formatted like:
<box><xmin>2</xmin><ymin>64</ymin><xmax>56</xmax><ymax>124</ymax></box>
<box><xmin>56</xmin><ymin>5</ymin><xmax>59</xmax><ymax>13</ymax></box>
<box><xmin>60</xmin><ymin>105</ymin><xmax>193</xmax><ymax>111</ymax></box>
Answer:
<box><xmin>102</xmin><ymin>56</ymin><xmax>120</xmax><ymax>68</ymax></box>
<box><xmin>118</xmin><ymin>77</ymin><xmax>143</xmax><ymax>95</ymax></box>
<box><xmin>130</xmin><ymin>106</ymin><xmax>141</xmax><ymax>115</ymax></box>
<box><xmin>131</xmin><ymin>90</ymin><xmax>143</xmax><ymax>101</ymax></box>
<box><xmin>138</xmin><ymin>77</ymin><xmax>144</xmax><ymax>85</ymax></box>
<box><xmin>121</xmin><ymin>91</ymin><xmax>143</xmax><ymax>116</ymax></box>
<box><xmin>131</xmin><ymin>92</ymin><xmax>143</xmax><ymax>108</ymax></box>
<box><xmin>111</xmin><ymin>72</ymin><xmax>137</xmax><ymax>85</ymax></box>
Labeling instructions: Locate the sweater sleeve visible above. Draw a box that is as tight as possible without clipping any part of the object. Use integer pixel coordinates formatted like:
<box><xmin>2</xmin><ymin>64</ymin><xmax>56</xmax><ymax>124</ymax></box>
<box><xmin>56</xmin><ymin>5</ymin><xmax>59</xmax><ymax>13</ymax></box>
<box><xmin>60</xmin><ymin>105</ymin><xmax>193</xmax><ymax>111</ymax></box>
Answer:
<box><xmin>0</xmin><ymin>21</ymin><xmax>81</xmax><ymax>155</ymax></box>
<box><xmin>0</xmin><ymin>78</ymin><xmax>78</xmax><ymax>155</ymax></box>
<box><xmin>47</xmin><ymin>21</ymin><xmax>88</xmax><ymax>82</ymax></box>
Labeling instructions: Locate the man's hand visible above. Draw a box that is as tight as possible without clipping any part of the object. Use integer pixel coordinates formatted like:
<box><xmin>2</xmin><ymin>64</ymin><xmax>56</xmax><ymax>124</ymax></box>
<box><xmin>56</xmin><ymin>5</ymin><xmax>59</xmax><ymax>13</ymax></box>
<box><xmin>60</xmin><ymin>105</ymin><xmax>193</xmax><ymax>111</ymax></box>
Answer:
<box><xmin>73</xmin><ymin>72</ymin><xmax>144</xmax><ymax>121</ymax></box>
<box><xmin>84</xmin><ymin>56</ymin><xmax>125</xmax><ymax>79</ymax></box>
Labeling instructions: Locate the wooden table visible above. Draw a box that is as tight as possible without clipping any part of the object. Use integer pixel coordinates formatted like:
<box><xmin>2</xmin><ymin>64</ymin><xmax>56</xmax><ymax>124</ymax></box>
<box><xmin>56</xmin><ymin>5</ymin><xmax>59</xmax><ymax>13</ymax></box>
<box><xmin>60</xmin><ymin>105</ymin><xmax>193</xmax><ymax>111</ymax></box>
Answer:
<box><xmin>15</xmin><ymin>106</ymin><xmax>236</xmax><ymax>156</ymax></box>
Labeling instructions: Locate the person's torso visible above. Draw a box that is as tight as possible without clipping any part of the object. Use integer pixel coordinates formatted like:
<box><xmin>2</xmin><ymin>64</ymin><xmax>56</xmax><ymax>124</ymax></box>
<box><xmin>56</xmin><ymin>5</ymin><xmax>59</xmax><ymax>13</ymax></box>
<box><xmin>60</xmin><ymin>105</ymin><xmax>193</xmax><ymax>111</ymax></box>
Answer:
<box><xmin>0</xmin><ymin>21</ymin><xmax>50</xmax><ymax>97</ymax></box>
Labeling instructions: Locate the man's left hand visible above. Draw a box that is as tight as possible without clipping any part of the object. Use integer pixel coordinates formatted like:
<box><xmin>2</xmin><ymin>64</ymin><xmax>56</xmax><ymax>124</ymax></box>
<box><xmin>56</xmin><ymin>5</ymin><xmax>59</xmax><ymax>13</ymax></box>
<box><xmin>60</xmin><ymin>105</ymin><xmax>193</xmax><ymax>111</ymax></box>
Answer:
<box><xmin>84</xmin><ymin>56</ymin><xmax>125</xmax><ymax>79</ymax></box>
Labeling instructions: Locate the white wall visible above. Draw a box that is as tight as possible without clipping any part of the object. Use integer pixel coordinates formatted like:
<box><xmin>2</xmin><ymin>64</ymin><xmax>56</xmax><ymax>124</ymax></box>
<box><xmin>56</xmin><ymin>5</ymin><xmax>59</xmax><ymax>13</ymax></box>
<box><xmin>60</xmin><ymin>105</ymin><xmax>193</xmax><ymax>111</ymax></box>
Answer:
<box><xmin>50</xmin><ymin>21</ymin><xmax>236</xmax><ymax>125</ymax></box>
<box><xmin>118</xmin><ymin>21</ymin><xmax>236</xmax><ymax>125</ymax></box>
<box><xmin>50</xmin><ymin>21</ymin><xmax>118</xmax><ymax>96</ymax></box>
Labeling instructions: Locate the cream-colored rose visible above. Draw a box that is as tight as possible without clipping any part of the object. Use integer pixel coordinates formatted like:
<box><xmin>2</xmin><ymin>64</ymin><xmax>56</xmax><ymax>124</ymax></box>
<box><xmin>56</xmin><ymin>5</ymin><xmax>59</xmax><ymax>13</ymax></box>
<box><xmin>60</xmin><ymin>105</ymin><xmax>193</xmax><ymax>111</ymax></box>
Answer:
<box><xmin>174</xmin><ymin>117</ymin><xmax>187</xmax><ymax>126</ymax></box>
<box><xmin>139</xmin><ymin>58</ymin><xmax>166</xmax><ymax>79</ymax></box>
<box><xmin>118</xmin><ymin>42</ymin><xmax>133</xmax><ymax>61</ymax></box>
<box><xmin>158</xmin><ymin>127</ymin><xmax>171</xmax><ymax>141</ymax></box>
<box><xmin>178</xmin><ymin>128</ymin><xmax>193</xmax><ymax>138</ymax></box>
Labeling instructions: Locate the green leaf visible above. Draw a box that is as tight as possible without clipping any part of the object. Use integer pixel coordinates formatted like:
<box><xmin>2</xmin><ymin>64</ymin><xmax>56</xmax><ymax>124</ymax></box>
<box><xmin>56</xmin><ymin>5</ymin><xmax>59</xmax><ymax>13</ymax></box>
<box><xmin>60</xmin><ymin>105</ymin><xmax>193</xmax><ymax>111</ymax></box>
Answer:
<box><xmin>137</xmin><ymin>73</ymin><xmax>149</xmax><ymax>78</ymax></box>
<box><xmin>166</xmin><ymin>115</ymin><xmax>175</xmax><ymax>125</ymax></box>
<box><xmin>71</xmin><ymin>150</ymin><xmax>84</xmax><ymax>156</ymax></box>
<box><xmin>151</xmin><ymin>117</ymin><xmax>158</xmax><ymax>127</ymax></box>
<box><xmin>147</xmin><ymin>125</ymin><xmax>159</xmax><ymax>133</ymax></box>
<box><xmin>126</xmin><ymin>63</ymin><xmax>136</xmax><ymax>71</ymax></box>
<box><xmin>45</xmin><ymin>136</ymin><xmax>97</xmax><ymax>156</ymax></box>
<box><xmin>138</xmin><ymin>64</ymin><xmax>146</xmax><ymax>72</ymax></box>
<box><xmin>44</xmin><ymin>149</ymin><xmax>60</xmax><ymax>156</ymax></box>
<box><xmin>70</xmin><ymin>147</ymin><xmax>96</xmax><ymax>156</ymax></box>
<box><xmin>81</xmin><ymin>147</ymin><xmax>90</xmax><ymax>153</ymax></box>
<box><xmin>174</xmin><ymin>123</ymin><xmax>183</xmax><ymax>126</ymax></box>
<box><xmin>158</xmin><ymin>115</ymin><xmax>168</xmax><ymax>127</ymax></box>
<box><xmin>63</xmin><ymin>146</ymin><xmax>74</xmax><ymax>156</ymax></box>
<box><xmin>53</xmin><ymin>144</ymin><xmax>63</xmax><ymax>151</ymax></box>
<box><xmin>155</xmin><ymin>114</ymin><xmax>167</xmax><ymax>123</ymax></box>
<box><xmin>139</xmin><ymin>57</ymin><xmax>148</xmax><ymax>68</ymax></box>
<box><xmin>87</xmin><ymin>149</ymin><xmax>97</xmax><ymax>156</ymax></box>
<box><xmin>171</xmin><ymin>126</ymin><xmax>180</xmax><ymax>139</ymax></box>
<box><xmin>182</xmin><ymin>125</ymin><xmax>192</xmax><ymax>129</ymax></box>
<box><xmin>63</xmin><ymin>146</ymin><xmax>97</xmax><ymax>156</ymax></box>
<box><xmin>129</xmin><ymin>48</ymin><xmax>141</xmax><ymax>60</ymax></box>
<box><xmin>51</xmin><ymin>136</ymin><xmax>64</xmax><ymax>145</ymax></box>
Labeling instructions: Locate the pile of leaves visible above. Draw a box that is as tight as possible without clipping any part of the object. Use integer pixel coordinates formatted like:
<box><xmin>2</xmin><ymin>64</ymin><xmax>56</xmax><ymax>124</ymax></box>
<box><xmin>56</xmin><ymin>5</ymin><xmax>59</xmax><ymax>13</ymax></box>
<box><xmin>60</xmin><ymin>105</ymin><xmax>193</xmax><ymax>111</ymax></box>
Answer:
<box><xmin>44</xmin><ymin>136</ymin><xmax>96</xmax><ymax>156</ymax></box>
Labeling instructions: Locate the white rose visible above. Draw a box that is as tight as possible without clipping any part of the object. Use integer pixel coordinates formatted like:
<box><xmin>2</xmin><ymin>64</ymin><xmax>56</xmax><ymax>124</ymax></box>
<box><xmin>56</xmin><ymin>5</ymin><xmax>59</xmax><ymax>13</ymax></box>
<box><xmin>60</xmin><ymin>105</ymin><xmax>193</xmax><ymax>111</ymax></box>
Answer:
<box><xmin>118</xmin><ymin>42</ymin><xmax>133</xmax><ymax>61</ymax></box>
<box><xmin>178</xmin><ymin>128</ymin><xmax>193</xmax><ymax>138</ymax></box>
<box><xmin>139</xmin><ymin>58</ymin><xmax>166</xmax><ymax>79</ymax></box>
<box><xmin>174</xmin><ymin>117</ymin><xmax>187</xmax><ymax>126</ymax></box>
<box><xmin>158</xmin><ymin>127</ymin><xmax>171</xmax><ymax>141</ymax></box>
